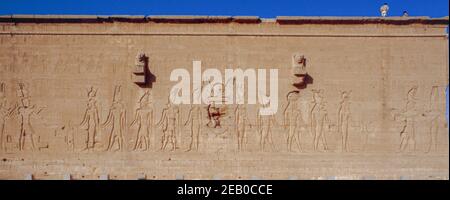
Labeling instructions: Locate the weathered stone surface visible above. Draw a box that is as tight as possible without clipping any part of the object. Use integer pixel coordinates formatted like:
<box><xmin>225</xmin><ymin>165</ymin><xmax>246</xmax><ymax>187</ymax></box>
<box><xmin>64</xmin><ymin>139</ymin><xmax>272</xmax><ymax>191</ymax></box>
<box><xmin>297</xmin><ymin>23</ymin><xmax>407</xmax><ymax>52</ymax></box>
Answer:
<box><xmin>276</xmin><ymin>16</ymin><xmax>450</xmax><ymax>24</ymax></box>
<box><xmin>232</xmin><ymin>16</ymin><xmax>261</xmax><ymax>23</ymax></box>
<box><xmin>0</xmin><ymin>15</ymin><xmax>448</xmax><ymax>180</ymax></box>
<box><xmin>147</xmin><ymin>15</ymin><xmax>233</xmax><ymax>23</ymax></box>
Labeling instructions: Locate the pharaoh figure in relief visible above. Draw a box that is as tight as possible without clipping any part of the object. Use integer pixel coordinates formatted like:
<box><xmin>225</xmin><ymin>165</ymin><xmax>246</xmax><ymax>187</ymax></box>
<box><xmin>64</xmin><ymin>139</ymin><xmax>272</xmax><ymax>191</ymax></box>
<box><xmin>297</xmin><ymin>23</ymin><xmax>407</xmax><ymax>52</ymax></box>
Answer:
<box><xmin>130</xmin><ymin>90</ymin><xmax>153</xmax><ymax>151</ymax></box>
<box><xmin>157</xmin><ymin>101</ymin><xmax>180</xmax><ymax>151</ymax></box>
<box><xmin>310</xmin><ymin>89</ymin><xmax>330</xmax><ymax>152</ymax></box>
<box><xmin>396</xmin><ymin>86</ymin><xmax>419</xmax><ymax>152</ymax></box>
<box><xmin>80</xmin><ymin>86</ymin><xmax>100</xmax><ymax>151</ymax></box>
<box><xmin>234</xmin><ymin>104</ymin><xmax>250</xmax><ymax>152</ymax></box>
<box><xmin>257</xmin><ymin>102</ymin><xmax>277</xmax><ymax>152</ymax></box>
<box><xmin>102</xmin><ymin>86</ymin><xmax>126</xmax><ymax>151</ymax></box>
<box><xmin>0</xmin><ymin>83</ymin><xmax>16</xmax><ymax>151</ymax></box>
<box><xmin>358</xmin><ymin>119</ymin><xmax>373</xmax><ymax>152</ymax></box>
<box><xmin>426</xmin><ymin>86</ymin><xmax>441</xmax><ymax>153</ymax></box>
<box><xmin>283</xmin><ymin>91</ymin><xmax>303</xmax><ymax>152</ymax></box>
<box><xmin>338</xmin><ymin>91</ymin><xmax>352</xmax><ymax>152</ymax></box>
<box><xmin>17</xmin><ymin>83</ymin><xmax>45</xmax><ymax>151</ymax></box>
<box><xmin>184</xmin><ymin>104</ymin><xmax>203</xmax><ymax>152</ymax></box>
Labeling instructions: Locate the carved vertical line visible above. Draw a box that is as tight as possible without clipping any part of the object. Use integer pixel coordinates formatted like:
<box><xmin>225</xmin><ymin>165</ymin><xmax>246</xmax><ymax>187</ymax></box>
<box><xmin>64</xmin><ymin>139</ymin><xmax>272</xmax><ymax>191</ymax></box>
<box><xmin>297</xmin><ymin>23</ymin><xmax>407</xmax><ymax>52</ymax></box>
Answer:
<box><xmin>380</xmin><ymin>38</ymin><xmax>391</xmax><ymax>148</ymax></box>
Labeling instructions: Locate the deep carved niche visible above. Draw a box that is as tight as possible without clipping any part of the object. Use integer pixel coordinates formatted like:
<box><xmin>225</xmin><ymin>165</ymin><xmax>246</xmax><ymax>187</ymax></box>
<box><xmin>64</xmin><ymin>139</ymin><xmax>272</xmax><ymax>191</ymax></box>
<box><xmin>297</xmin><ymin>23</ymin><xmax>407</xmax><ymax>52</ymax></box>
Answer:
<box><xmin>291</xmin><ymin>53</ymin><xmax>312</xmax><ymax>89</ymax></box>
<box><xmin>132</xmin><ymin>53</ymin><xmax>155</xmax><ymax>87</ymax></box>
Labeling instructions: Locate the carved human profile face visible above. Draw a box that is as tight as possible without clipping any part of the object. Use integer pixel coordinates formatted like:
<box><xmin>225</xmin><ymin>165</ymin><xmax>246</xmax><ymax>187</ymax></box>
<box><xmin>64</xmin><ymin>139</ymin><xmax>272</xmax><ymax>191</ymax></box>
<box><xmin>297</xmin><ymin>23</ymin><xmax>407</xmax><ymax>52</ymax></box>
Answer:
<box><xmin>291</xmin><ymin>53</ymin><xmax>308</xmax><ymax>87</ymax></box>
<box><xmin>407</xmin><ymin>87</ymin><xmax>418</xmax><ymax>100</ymax></box>
<box><xmin>342</xmin><ymin>91</ymin><xmax>350</xmax><ymax>100</ymax></box>
<box><xmin>312</xmin><ymin>90</ymin><xmax>323</xmax><ymax>103</ymax></box>
<box><xmin>297</xmin><ymin>56</ymin><xmax>305</xmax><ymax>65</ymax></box>
<box><xmin>87</xmin><ymin>88</ymin><xmax>97</xmax><ymax>98</ymax></box>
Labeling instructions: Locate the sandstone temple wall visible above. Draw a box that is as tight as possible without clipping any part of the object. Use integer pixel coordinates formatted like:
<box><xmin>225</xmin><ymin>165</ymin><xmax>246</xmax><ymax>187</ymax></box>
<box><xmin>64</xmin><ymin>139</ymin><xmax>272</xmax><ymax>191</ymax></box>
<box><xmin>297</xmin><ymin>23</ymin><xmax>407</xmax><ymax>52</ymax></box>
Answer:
<box><xmin>0</xmin><ymin>15</ymin><xmax>448</xmax><ymax>180</ymax></box>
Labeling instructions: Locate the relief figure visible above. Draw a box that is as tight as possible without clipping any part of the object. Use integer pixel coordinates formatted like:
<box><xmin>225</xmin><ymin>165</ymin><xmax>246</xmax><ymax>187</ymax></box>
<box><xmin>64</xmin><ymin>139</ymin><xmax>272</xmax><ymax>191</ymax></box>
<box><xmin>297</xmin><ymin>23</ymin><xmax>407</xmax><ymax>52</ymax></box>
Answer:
<box><xmin>157</xmin><ymin>102</ymin><xmax>180</xmax><ymax>151</ymax></box>
<box><xmin>184</xmin><ymin>104</ymin><xmax>203</xmax><ymax>152</ymax></box>
<box><xmin>257</xmin><ymin>103</ymin><xmax>278</xmax><ymax>152</ymax></box>
<box><xmin>0</xmin><ymin>83</ymin><xmax>16</xmax><ymax>151</ymax></box>
<box><xmin>283</xmin><ymin>91</ymin><xmax>303</xmax><ymax>152</ymax></box>
<box><xmin>310</xmin><ymin>89</ymin><xmax>330</xmax><ymax>152</ymax></box>
<box><xmin>235</xmin><ymin>104</ymin><xmax>250</xmax><ymax>152</ymax></box>
<box><xmin>80</xmin><ymin>86</ymin><xmax>100</xmax><ymax>151</ymax></box>
<box><xmin>394</xmin><ymin>86</ymin><xmax>419</xmax><ymax>152</ymax></box>
<box><xmin>17</xmin><ymin>84</ymin><xmax>44</xmax><ymax>151</ymax></box>
<box><xmin>130</xmin><ymin>91</ymin><xmax>153</xmax><ymax>151</ymax></box>
<box><xmin>102</xmin><ymin>86</ymin><xmax>126</xmax><ymax>151</ymax></box>
<box><xmin>338</xmin><ymin>91</ymin><xmax>352</xmax><ymax>152</ymax></box>
<box><xmin>426</xmin><ymin>86</ymin><xmax>441</xmax><ymax>153</ymax></box>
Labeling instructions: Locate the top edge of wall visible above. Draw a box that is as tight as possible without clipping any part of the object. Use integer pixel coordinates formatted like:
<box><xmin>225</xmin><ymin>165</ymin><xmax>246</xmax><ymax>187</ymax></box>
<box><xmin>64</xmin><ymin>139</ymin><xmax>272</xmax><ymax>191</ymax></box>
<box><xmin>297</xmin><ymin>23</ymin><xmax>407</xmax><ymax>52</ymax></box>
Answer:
<box><xmin>0</xmin><ymin>15</ymin><xmax>448</xmax><ymax>25</ymax></box>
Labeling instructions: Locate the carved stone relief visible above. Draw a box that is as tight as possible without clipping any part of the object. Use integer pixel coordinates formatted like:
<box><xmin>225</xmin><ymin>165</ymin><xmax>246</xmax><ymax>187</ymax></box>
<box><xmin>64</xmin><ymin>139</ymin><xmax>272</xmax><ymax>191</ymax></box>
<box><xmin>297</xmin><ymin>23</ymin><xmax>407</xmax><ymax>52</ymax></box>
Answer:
<box><xmin>338</xmin><ymin>91</ymin><xmax>352</xmax><ymax>152</ymax></box>
<box><xmin>426</xmin><ymin>86</ymin><xmax>441</xmax><ymax>153</ymax></box>
<box><xmin>234</xmin><ymin>104</ymin><xmax>250</xmax><ymax>152</ymax></box>
<box><xmin>157</xmin><ymin>101</ymin><xmax>180</xmax><ymax>151</ymax></box>
<box><xmin>291</xmin><ymin>53</ymin><xmax>307</xmax><ymax>87</ymax></box>
<box><xmin>0</xmin><ymin>38</ymin><xmax>447</xmax><ymax>180</ymax></box>
<box><xmin>205</xmin><ymin>82</ymin><xmax>229</xmax><ymax>129</ymax></box>
<box><xmin>391</xmin><ymin>86</ymin><xmax>420</xmax><ymax>153</ymax></box>
<box><xmin>358</xmin><ymin>120</ymin><xmax>373</xmax><ymax>152</ymax></box>
<box><xmin>283</xmin><ymin>91</ymin><xmax>303</xmax><ymax>152</ymax></box>
<box><xmin>130</xmin><ymin>90</ymin><xmax>153</xmax><ymax>151</ymax></box>
<box><xmin>184</xmin><ymin>104</ymin><xmax>203</xmax><ymax>152</ymax></box>
<box><xmin>102</xmin><ymin>86</ymin><xmax>126</xmax><ymax>151</ymax></box>
<box><xmin>79</xmin><ymin>86</ymin><xmax>100</xmax><ymax>151</ymax></box>
<box><xmin>0</xmin><ymin>56</ymin><xmax>445</xmax><ymax>156</ymax></box>
<box><xmin>133</xmin><ymin>53</ymin><xmax>148</xmax><ymax>85</ymax></box>
<box><xmin>0</xmin><ymin>83</ymin><xmax>15</xmax><ymax>151</ymax></box>
<box><xmin>310</xmin><ymin>89</ymin><xmax>330</xmax><ymax>152</ymax></box>
<box><xmin>16</xmin><ymin>83</ymin><xmax>45</xmax><ymax>151</ymax></box>
<box><xmin>257</xmin><ymin>103</ymin><xmax>277</xmax><ymax>152</ymax></box>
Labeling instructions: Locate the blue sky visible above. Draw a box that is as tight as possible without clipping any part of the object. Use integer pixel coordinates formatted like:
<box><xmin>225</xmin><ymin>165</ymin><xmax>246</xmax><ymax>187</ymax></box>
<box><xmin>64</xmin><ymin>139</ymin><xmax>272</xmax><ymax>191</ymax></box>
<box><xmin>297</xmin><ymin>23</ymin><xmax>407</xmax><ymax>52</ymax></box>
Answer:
<box><xmin>0</xmin><ymin>0</ymin><xmax>448</xmax><ymax>17</ymax></box>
